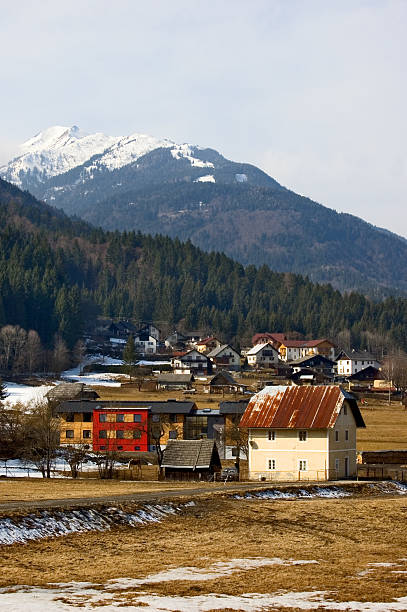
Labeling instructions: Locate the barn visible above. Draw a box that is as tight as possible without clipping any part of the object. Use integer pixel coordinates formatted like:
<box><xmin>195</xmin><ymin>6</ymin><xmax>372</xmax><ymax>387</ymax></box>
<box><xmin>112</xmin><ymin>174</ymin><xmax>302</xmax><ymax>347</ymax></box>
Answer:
<box><xmin>161</xmin><ymin>439</ymin><xmax>222</xmax><ymax>481</ymax></box>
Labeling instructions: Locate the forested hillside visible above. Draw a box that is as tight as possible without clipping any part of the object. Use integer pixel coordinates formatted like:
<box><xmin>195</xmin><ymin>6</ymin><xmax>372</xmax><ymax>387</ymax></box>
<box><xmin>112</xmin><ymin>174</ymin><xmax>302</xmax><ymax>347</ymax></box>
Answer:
<box><xmin>1</xmin><ymin>177</ymin><xmax>407</xmax><ymax>351</ymax></box>
<box><xmin>3</xmin><ymin>127</ymin><xmax>407</xmax><ymax>295</ymax></box>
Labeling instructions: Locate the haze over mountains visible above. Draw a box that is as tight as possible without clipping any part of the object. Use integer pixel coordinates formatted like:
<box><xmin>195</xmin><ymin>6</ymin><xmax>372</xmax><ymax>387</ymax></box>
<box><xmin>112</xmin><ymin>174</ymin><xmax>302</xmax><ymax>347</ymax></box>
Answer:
<box><xmin>2</xmin><ymin>125</ymin><xmax>407</xmax><ymax>295</ymax></box>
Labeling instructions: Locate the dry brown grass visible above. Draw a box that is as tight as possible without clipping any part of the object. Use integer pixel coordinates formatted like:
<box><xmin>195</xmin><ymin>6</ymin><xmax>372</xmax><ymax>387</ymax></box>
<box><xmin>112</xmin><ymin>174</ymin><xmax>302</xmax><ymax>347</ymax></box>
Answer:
<box><xmin>358</xmin><ymin>399</ymin><xmax>407</xmax><ymax>450</ymax></box>
<box><xmin>1</xmin><ymin>494</ymin><xmax>407</xmax><ymax>607</ymax></box>
<box><xmin>0</xmin><ymin>478</ymin><xmax>233</xmax><ymax>503</ymax></box>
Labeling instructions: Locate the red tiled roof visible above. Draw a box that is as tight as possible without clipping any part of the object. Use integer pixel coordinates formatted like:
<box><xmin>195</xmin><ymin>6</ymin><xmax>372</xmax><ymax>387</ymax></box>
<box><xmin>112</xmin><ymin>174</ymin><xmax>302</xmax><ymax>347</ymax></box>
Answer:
<box><xmin>281</xmin><ymin>338</ymin><xmax>333</xmax><ymax>348</ymax></box>
<box><xmin>198</xmin><ymin>336</ymin><xmax>217</xmax><ymax>345</ymax></box>
<box><xmin>240</xmin><ymin>385</ymin><xmax>365</xmax><ymax>429</ymax></box>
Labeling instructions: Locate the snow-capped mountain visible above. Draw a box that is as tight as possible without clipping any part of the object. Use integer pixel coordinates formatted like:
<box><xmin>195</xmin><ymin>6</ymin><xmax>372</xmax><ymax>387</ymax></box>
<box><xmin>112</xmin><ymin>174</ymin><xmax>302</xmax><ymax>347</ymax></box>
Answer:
<box><xmin>7</xmin><ymin>124</ymin><xmax>407</xmax><ymax>294</ymax></box>
<box><xmin>0</xmin><ymin>125</ymin><xmax>215</xmax><ymax>187</ymax></box>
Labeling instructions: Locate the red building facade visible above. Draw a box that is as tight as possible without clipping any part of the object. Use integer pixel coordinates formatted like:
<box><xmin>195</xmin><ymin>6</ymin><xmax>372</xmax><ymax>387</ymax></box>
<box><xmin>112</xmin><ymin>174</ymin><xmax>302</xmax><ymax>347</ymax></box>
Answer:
<box><xmin>93</xmin><ymin>407</ymin><xmax>149</xmax><ymax>453</ymax></box>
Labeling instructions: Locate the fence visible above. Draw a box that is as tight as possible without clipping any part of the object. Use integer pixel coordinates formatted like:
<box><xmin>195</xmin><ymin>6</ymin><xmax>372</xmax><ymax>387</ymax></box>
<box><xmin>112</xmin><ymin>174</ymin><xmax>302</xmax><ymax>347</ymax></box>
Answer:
<box><xmin>357</xmin><ymin>463</ymin><xmax>407</xmax><ymax>481</ymax></box>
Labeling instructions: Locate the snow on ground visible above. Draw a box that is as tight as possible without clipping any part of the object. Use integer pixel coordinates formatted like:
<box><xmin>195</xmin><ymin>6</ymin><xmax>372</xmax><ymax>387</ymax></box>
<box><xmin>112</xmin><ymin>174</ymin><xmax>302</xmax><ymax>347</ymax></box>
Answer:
<box><xmin>136</xmin><ymin>360</ymin><xmax>171</xmax><ymax>366</ymax></box>
<box><xmin>194</xmin><ymin>174</ymin><xmax>216</xmax><ymax>182</ymax></box>
<box><xmin>3</xmin><ymin>382</ymin><xmax>53</xmax><ymax>406</ymax></box>
<box><xmin>2</xmin><ymin>577</ymin><xmax>407</xmax><ymax>611</ymax></box>
<box><xmin>0</xmin><ymin>503</ymin><xmax>182</xmax><ymax>545</ymax></box>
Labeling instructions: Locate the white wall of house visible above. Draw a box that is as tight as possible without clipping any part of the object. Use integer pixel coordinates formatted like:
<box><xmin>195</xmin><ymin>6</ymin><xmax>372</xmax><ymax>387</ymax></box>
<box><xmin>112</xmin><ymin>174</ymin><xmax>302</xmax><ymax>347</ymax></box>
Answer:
<box><xmin>247</xmin><ymin>404</ymin><xmax>357</xmax><ymax>481</ymax></box>
<box><xmin>337</xmin><ymin>358</ymin><xmax>379</xmax><ymax>375</ymax></box>
<box><xmin>247</xmin><ymin>344</ymin><xmax>279</xmax><ymax>367</ymax></box>
<box><xmin>134</xmin><ymin>335</ymin><xmax>157</xmax><ymax>354</ymax></box>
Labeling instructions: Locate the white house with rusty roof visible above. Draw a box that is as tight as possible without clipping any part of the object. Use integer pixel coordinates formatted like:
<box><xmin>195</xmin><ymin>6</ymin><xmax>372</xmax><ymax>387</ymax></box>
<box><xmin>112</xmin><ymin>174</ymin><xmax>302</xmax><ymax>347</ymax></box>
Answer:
<box><xmin>240</xmin><ymin>385</ymin><xmax>365</xmax><ymax>481</ymax></box>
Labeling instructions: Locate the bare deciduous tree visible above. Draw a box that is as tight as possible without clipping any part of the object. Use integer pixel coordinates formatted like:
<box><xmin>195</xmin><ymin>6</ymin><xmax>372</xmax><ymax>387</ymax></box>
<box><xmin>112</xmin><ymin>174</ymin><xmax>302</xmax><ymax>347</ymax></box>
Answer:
<box><xmin>23</xmin><ymin>399</ymin><xmax>60</xmax><ymax>478</ymax></box>
<box><xmin>60</xmin><ymin>444</ymin><xmax>89</xmax><ymax>478</ymax></box>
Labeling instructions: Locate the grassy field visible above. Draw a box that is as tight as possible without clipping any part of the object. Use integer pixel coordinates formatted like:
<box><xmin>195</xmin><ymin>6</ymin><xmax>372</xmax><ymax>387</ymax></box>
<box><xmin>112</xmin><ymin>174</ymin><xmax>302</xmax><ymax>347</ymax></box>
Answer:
<box><xmin>357</xmin><ymin>399</ymin><xmax>407</xmax><ymax>450</ymax></box>
<box><xmin>1</xmin><ymin>494</ymin><xmax>407</xmax><ymax>609</ymax></box>
<box><xmin>0</xmin><ymin>478</ymin><xmax>246</xmax><ymax>504</ymax></box>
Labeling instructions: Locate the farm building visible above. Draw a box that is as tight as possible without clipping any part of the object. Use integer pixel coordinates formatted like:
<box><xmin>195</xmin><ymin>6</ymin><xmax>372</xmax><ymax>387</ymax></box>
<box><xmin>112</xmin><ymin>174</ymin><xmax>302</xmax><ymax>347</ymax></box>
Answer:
<box><xmin>207</xmin><ymin>371</ymin><xmax>247</xmax><ymax>394</ymax></box>
<box><xmin>46</xmin><ymin>383</ymin><xmax>99</xmax><ymax>404</ymax></box>
<box><xmin>157</xmin><ymin>373</ymin><xmax>194</xmax><ymax>390</ymax></box>
<box><xmin>240</xmin><ymin>385</ymin><xmax>365</xmax><ymax>481</ymax></box>
<box><xmin>161</xmin><ymin>439</ymin><xmax>222</xmax><ymax>481</ymax></box>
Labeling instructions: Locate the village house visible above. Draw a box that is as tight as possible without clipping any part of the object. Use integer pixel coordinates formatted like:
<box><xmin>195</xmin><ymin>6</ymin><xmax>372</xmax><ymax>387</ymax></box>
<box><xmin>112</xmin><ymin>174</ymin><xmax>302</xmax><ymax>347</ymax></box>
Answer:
<box><xmin>336</xmin><ymin>350</ymin><xmax>380</xmax><ymax>376</ymax></box>
<box><xmin>289</xmin><ymin>354</ymin><xmax>336</xmax><ymax>375</ymax></box>
<box><xmin>279</xmin><ymin>339</ymin><xmax>336</xmax><ymax>362</ymax></box>
<box><xmin>207</xmin><ymin>344</ymin><xmax>241</xmax><ymax>371</ymax></box>
<box><xmin>246</xmin><ymin>342</ymin><xmax>280</xmax><ymax>368</ymax></box>
<box><xmin>219</xmin><ymin>399</ymin><xmax>250</xmax><ymax>459</ymax></box>
<box><xmin>252</xmin><ymin>332</ymin><xmax>286</xmax><ymax>350</ymax></box>
<box><xmin>55</xmin><ymin>400</ymin><xmax>198</xmax><ymax>450</ymax></box>
<box><xmin>195</xmin><ymin>336</ymin><xmax>222</xmax><ymax>354</ymax></box>
<box><xmin>240</xmin><ymin>385</ymin><xmax>365</xmax><ymax>481</ymax></box>
<box><xmin>93</xmin><ymin>405</ymin><xmax>150</xmax><ymax>453</ymax></box>
<box><xmin>172</xmin><ymin>348</ymin><xmax>213</xmax><ymax>375</ymax></box>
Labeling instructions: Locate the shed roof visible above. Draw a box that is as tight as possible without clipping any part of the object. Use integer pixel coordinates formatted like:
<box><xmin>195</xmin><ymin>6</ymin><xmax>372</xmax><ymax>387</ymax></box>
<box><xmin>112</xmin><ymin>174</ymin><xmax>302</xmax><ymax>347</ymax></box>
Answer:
<box><xmin>157</xmin><ymin>374</ymin><xmax>194</xmax><ymax>383</ymax></box>
<box><xmin>161</xmin><ymin>439</ymin><xmax>220</xmax><ymax>469</ymax></box>
<box><xmin>46</xmin><ymin>383</ymin><xmax>99</xmax><ymax>402</ymax></box>
<box><xmin>289</xmin><ymin>354</ymin><xmax>335</xmax><ymax>366</ymax></box>
<box><xmin>240</xmin><ymin>385</ymin><xmax>365</xmax><ymax>429</ymax></box>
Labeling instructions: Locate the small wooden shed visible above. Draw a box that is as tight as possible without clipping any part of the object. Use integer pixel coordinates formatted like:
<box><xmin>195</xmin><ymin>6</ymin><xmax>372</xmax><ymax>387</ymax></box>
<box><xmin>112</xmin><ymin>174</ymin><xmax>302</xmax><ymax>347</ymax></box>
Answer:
<box><xmin>161</xmin><ymin>439</ymin><xmax>222</xmax><ymax>481</ymax></box>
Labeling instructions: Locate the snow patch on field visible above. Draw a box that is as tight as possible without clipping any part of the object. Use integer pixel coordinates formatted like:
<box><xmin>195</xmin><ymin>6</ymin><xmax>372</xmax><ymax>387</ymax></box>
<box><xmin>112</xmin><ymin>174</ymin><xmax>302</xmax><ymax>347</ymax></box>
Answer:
<box><xmin>234</xmin><ymin>485</ymin><xmax>351</xmax><ymax>501</ymax></box>
<box><xmin>2</xmin><ymin>584</ymin><xmax>407</xmax><ymax>611</ymax></box>
<box><xmin>0</xmin><ymin>503</ymin><xmax>183</xmax><ymax>545</ymax></box>
<box><xmin>3</xmin><ymin>382</ymin><xmax>53</xmax><ymax>406</ymax></box>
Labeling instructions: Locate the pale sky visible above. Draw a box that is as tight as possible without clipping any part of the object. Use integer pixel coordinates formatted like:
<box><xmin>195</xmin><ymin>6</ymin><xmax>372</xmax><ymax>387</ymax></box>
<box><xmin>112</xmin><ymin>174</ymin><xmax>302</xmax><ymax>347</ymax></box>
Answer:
<box><xmin>1</xmin><ymin>0</ymin><xmax>406</xmax><ymax>236</ymax></box>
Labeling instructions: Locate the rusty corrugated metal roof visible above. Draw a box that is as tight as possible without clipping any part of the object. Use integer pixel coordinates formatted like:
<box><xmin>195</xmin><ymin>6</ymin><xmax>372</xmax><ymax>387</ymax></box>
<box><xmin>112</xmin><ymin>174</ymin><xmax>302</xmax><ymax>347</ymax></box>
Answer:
<box><xmin>239</xmin><ymin>385</ymin><xmax>365</xmax><ymax>429</ymax></box>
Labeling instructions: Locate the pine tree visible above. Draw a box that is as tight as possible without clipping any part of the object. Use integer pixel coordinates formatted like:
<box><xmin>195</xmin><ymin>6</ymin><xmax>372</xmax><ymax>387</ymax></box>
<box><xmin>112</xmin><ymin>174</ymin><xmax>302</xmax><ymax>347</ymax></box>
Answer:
<box><xmin>123</xmin><ymin>334</ymin><xmax>137</xmax><ymax>378</ymax></box>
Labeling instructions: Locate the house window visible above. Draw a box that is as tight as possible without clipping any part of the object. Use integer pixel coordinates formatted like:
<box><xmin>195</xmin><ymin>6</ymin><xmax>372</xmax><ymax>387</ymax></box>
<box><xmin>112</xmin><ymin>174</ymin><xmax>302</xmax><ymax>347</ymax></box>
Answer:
<box><xmin>335</xmin><ymin>431</ymin><xmax>339</xmax><ymax>442</ymax></box>
<box><xmin>335</xmin><ymin>458</ymin><xmax>340</xmax><ymax>473</ymax></box>
<box><xmin>117</xmin><ymin>446</ymin><xmax>123</xmax><ymax>450</ymax></box>
<box><xmin>65</xmin><ymin>413</ymin><xmax>74</xmax><ymax>422</ymax></box>
<box><xmin>299</xmin><ymin>460</ymin><xmax>307</xmax><ymax>471</ymax></box>
<box><xmin>169</xmin><ymin>430</ymin><xmax>178</xmax><ymax>439</ymax></box>
<box><xmin>268</xmin><ymin>459</ymin><xmax>276</xmax><ymax>470</ymax></box>
<box><xmin>170</xmin><ymin>414</ymin><xmax>178</xmax><ymax>423</ymax></box>
<box><xmin>345</xmin><ymin>430</ymin><xmax>349</xmax><ymax>441</ymax></box>
<box><xmin>83</xmin><ymin>413</ymin><xmax>92</xmax><ymax>422</ymax></box>
<box><xmin>268</xmin><ymin>430</ymin><xmax>276</xmax><ymax>441</ymax></box>
<box><xmin>343</xmin><ymin>405</ymin><xmax>347</xmax><ymax>416</ymax></box>
<box><xmin>65</xmin><ymin>430</ymin><xmax>74</xmax><ymax>438</ymax></box>
<box><xmin>99</xmin><ymin>430</ymin><xmax>107</xmax><ymax>439</ymax></box>
<box><xmin>100</xmin><ymin>446</ymin><xmax>106</xmax><ymax>450</ymax></box>
<box><xmin>99</xmin><ymin>414</ymin><xmax>107</xmax><ymax>423</ymax></box>
<box><xmin>83</xmin><ymin>430</ymin><xmax>91</xmax><ymax>439</ymax></box>
<box><xmin>133</xmin><ymin>430</ymin><xmax>142</xmax><ymax>439</ymax></box>
<box><xmin>116</xmin><ymin>414</ymin><xmax>124</xmax><ymax>422</ymax></box>
<box><xmin>134</xmin><ymin>446</ymin><xmax>140</xmax><ymax>451</ymax></box>
<box><xmin>133</xmin><ymin>414</ymin><xmax>142</xmax><ymax>423</ymax></box>
<box><xmin>116</xmin><ymin>430</ymin><xmax>124</xmax><ymax>439</ymax></box>
<box><xmin>299</xmin><ymin>431</ymin><xmax>307</xmax><ymax>442</ymax></box>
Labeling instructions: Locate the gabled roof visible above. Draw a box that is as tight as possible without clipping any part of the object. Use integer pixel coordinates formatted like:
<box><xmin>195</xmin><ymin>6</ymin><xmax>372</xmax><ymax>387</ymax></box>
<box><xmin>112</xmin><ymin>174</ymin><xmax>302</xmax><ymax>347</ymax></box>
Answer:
<box><xmin>207</xmin><ymin>344</ymin><xmax>238</xmax><ymax>358</ymax></box>
<box><xmin>289</xmin><ymin>354</ymin><xmax>335</xmax><ymax>366</ymax></box>
<box><xmin>347</xmin><ymin>366</ymin><xmax>382</xmax><ymax>381</ymax></box>
<box><xmin>46</xmin><ymin>383</ymin><xmax>99</xmax><ymax>402</ymax></box>
<box><xmin>209</xmin><ymin>370</ymin><xmax>237</xmax><ymax>386</ymax></box>
<box><xmin>337</xmin><ymin>350</ymin><xmax>377</xmax><ymax>361</ymax></box>
<box><xmin>240</xmin><ymin>385</ymin><xmax>365</xmax><ymax>429</ymax></box>
<box><xmin>246</xmin><ymin>342</ymin><xmax>278</xmax><ymax>355</ymax></box>
<box><xmin>178</xmin><ymin>349</ymin><xmax>210</xmax><ymax>361</ymax></box>
<box><xmin>281</xmin><ymin>338</ymin><xmax>334</xmax><ymax>349</ymax></box>
<box><xmin>161</xmin><ymin>439</ymin><xmax>220</xmax><ymax>469</ymax></box>
<box><xmin>252</xmin><ymin>332</ymin><xmax>286</xmax><ymax>345</ymax></box>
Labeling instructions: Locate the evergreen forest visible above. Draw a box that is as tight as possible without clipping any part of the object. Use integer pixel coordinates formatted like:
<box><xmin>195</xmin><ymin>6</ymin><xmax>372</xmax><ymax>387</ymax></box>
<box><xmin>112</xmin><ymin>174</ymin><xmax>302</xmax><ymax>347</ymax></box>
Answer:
<box><xmin>1</xmin><ymin>177</ymin><xmax>407</xmax><ymax>352</ymax></box>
